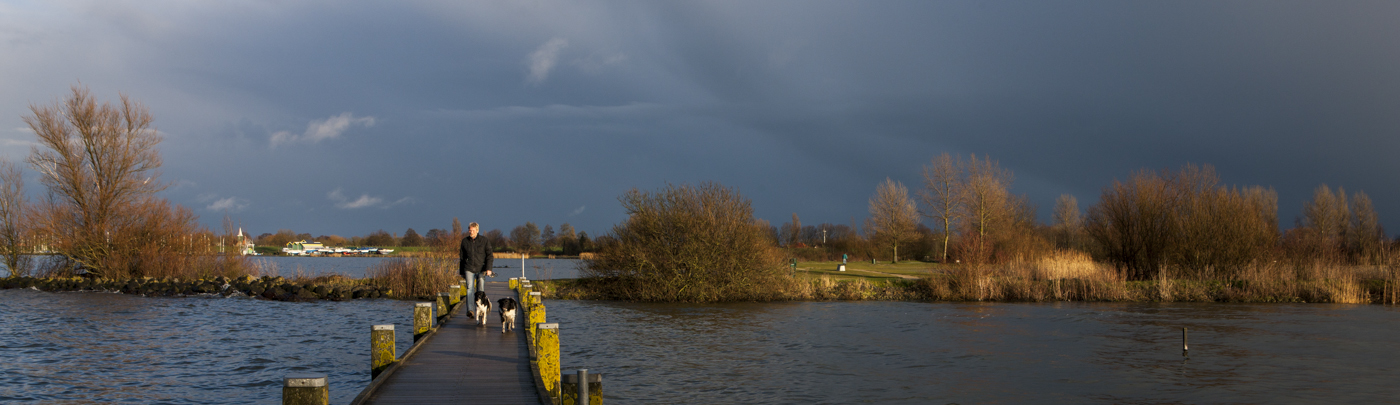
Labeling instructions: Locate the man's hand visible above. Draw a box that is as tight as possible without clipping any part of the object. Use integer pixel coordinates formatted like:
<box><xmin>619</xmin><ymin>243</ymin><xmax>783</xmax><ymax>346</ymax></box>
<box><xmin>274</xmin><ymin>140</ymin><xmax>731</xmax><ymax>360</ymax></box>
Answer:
<box><xmin>485</xmin><ymin>269</ymin><xmax>495</xmax><ymax>277</ymax></box>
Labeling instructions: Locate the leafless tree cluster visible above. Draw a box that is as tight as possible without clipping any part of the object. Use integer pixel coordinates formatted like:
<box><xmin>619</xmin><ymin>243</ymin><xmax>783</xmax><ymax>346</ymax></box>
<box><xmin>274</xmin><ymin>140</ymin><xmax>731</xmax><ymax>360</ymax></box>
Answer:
<box><xmin>1085</xmin><ymin>164</ymin><xmax>1279</xmax><ymax>280</ymax></box>
<box><xmin>21</xmin><ymin>85</ymin><xmax>214</xmax><ymax>278</ymax></box>
<box><xmin>917</xmin><ymin>153</ymin><xmax>1045</xmax><ymax>265</ymax></box>
<box><xmin>1283</xmin><ymin>185</ymin><xmax>1387</xmax><ymax>265</ymax></box>
<box><xmin>0</xmin><ymin>158</ymin><xmax>32</xmax><ymax>276</ymax></box>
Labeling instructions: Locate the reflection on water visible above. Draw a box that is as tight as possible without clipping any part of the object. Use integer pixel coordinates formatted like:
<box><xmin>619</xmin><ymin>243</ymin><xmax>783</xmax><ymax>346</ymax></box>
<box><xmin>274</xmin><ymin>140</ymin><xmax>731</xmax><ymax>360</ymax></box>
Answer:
<box><xmin>550</xmin><ymin>301</ymin><xmax>1400</xmax><ymax>404</ymax></box>
<box><xmin>0</xmin><ymin>288</ymin><xmax>415</xmax><ymax>404</ymax></box>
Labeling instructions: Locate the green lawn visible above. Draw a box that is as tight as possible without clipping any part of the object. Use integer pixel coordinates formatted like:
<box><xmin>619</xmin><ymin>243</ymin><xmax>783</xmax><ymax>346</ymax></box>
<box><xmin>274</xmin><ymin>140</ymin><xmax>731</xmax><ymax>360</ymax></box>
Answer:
<box><xmin>791</xmin><ymin>260</ymin><xmax>949</xmax><ymax>281</ymax></box>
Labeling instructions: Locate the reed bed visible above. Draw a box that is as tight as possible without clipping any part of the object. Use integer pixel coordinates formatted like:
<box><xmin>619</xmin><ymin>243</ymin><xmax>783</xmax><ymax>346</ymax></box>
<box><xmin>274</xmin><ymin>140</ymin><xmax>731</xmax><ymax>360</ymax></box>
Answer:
<box><xmin>363</xmin><ymin>254</ymin><xmax>460</xmax><ymax>300</ymax></box>
<box><xmin>542</xmin><ymin>249</ymin><xmax>1400</xmax><ymax>304</ymax></box>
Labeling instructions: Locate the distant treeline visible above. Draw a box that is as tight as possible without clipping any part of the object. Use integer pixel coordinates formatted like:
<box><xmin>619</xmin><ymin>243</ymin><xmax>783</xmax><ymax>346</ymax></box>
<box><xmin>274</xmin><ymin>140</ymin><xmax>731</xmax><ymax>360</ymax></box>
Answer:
<box><xmin>253</xmin><ymin>218</ymin><xmax>602</xmax><ymax>256</ymax></box>
<box><xmin>777</xmin><ymin>154</ymin><xmax>1393</xmax><ymax>282</ymax></box>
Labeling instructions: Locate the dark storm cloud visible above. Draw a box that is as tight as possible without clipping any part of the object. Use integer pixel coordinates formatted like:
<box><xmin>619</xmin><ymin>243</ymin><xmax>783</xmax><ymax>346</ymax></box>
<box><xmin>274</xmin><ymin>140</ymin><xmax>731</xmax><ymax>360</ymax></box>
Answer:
<box><xmin>2</xmin><ymin>1</ymin><xmax>1399</xmax><ymax>237</ymax></box>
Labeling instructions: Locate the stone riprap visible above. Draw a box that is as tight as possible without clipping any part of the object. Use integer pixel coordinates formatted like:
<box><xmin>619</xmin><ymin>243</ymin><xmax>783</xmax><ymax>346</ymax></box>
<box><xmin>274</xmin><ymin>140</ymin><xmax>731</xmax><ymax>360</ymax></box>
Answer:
<box><xmin>0</xmin><ymin>275</ymin><xmax>391</xmax><ymax>302</ymax></box>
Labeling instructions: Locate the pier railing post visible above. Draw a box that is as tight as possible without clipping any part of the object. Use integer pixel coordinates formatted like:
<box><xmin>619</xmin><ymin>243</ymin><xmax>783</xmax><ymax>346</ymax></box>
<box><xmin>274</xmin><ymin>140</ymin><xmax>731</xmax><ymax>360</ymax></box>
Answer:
<box><xmin>371</xmin><ymin>325</ymin><xmax>396</xmax><ymax>379</ymax></box>
<box><xmin>436</xmin><ymin>293</ymin><xmax>449</xmax><ymax>321</ymax></box>
<box><xmin>413</xmin><ymin>303</ymin><xmax>432</xmax><ymax>341</ymax></box>
<box><xmin>529</xmin><ymin>291</ymin><xmax>542</xmax><ymax>307</ymax></box>
<box><xmin>448</xmin><ymin>284</ymin><xmax>461</xmax><ymax>306</ymax></box>
<box><xmin>282</xmin><ymin>373</ymin><xmax>328</xmax><ymax>405</ymax></box>
<box><xmin>509</xmin><ymin>277</ymin><xmax>519</xmax><ymax>290</ymax></box>
<box><xmin>562</xmin><ymin>371</ymin><xmax>603</xmax><ymax>405</ymax></box>
<box><xmin>528</xmin><ymin>303</ymin><xmax>547</xmax><ymax>345</ymax></box>
<box><xmin>537</xmin><ymin>323</ymin><xmax>560</xmax><ymax>400</ymax></box>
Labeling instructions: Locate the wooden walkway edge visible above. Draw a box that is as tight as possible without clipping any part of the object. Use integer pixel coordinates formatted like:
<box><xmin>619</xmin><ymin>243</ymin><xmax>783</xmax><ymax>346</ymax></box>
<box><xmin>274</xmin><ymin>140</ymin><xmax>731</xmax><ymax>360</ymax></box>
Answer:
<box><xmin>350</xmin><ymin>281</ymin><xmax>545</xmax><ymax>405</ymax></box>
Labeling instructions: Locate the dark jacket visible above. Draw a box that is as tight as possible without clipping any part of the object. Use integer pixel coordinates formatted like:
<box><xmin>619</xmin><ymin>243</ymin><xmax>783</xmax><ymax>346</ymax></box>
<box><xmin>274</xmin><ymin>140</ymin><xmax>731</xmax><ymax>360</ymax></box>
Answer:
<box><xmin>459</xmin><ymin>235</ymin><xmax>494</xmax><ymax>277</ymax></box>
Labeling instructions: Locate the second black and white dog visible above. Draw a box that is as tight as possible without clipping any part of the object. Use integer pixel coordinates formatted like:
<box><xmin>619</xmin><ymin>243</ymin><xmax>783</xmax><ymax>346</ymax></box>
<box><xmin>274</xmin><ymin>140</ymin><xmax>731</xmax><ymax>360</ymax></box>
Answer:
<box><xmin>497</xmin><ymin>297</ymin><xmax>518</xmax><ymax>333</ymax></box>
<box><xmin>474</xmin><ymin>291</ymin><xmax>490</xmax><ymax>326</ymax></box>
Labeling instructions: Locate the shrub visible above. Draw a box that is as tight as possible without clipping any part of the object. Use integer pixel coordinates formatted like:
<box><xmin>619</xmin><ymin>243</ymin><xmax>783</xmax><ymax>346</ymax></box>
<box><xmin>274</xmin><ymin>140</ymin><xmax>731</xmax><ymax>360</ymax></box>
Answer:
<box><xmin>584</xmin><ymin>182</ymin><xmax>792</xmax><ymax>302</ymax></box>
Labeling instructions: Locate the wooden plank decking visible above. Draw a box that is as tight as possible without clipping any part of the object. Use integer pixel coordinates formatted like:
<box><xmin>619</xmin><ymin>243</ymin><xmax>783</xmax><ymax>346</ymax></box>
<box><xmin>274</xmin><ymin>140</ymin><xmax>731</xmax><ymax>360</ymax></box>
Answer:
<box><xmin>357</xmin><ymin>281</ymin><xmax>542</xmax><ymax>405</ymax></box>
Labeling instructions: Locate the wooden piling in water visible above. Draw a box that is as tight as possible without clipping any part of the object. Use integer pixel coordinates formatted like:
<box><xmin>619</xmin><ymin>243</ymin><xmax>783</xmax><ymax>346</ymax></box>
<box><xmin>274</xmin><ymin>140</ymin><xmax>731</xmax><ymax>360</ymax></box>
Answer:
<box><xmin>413</xmin><ymin>303</ymin><xmax>432</xmax><ymax>341</ymax></box>
<box><xmin>1182</xmin><ymin>327</ymin><xmax>1188</xmax><ymax>356</ymax></box>
<box><xmin>529</xmin><ymin>291</ymin><xmax>542</xmax><ymax>306</ymax></box>
<box><xmin>282</xmin><ymin>373</ymin><xmax>328</xmax><ymax>405</ymax></box>
<box><xmin>448</xmin><ymin>285</ymin><xmax>461</xmax><ymax>306</ymax></box>
<box><xmin>371</xmin><ymin>325</ymin><xmax>396</xmax><ymax>379</ymax></box>
<box><xmin>528</xmin><ymin>303</ymin><xmax>547</xmax><ymax>343</ymax></box>
<box><xmin>537</xmin><ymin>323</ymin><xmax>560</xmax><ymax>400</ymax></box>
<box><xmin>562</xmin><ymin>371</ymin><xmax>603</xmax><ymax>405</ymax></box>
<box><xmin>509</xmin><ymin>277</ymin><xmax>519</xmax><ymax>290</ymax></box>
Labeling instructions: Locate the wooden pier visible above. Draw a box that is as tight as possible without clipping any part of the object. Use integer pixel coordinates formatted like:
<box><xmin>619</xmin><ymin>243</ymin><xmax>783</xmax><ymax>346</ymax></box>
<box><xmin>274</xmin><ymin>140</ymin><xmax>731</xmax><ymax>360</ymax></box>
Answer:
<box><xmin>351</xmin><ymin>281</ymin><xmax>545</xmax><ymax>405</ymax></box>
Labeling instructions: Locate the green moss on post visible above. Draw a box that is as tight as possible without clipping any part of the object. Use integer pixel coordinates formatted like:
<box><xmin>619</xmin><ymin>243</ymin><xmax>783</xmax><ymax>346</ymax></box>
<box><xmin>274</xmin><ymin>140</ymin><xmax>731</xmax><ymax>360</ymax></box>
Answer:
<box><xmin>282</xmin><ymin>373</ymin><xmax>328</xmax><ymax>405</ymax></box>
<box><xmin>371</xmin><ymin>325</ymin><xmax>396</xmax><ymax>379</ymax></box>
<box><xmin>436</xmin><ymin>293</ymin><xmax>448</xmax><ymax>321</ymax></box>
<box><xmin>529</xmin><ymin>291</ymin><xmax>542</xmax><ymax>306</ymax></box>
<box><xmin>537</xmin><ymin>323</ymin><xmax>560</xmax><ymax>400</ymax></box>
<box><xmin>528</xmin><ymin>303</ymin><xmax>547</xmax><ymax>345</ymax></box>
<box><xmin>413</xmin><ymin>303</ymin><xmax>432</xmax><ymax>341</ymax></box>
<box><xmin>509</xmin><ymin>277</ymin><xmax>519</xmax><ymax>290</ymax></box>
<box><xmin>561</xmin><ymin>371</ymin><xmax>603</xmax><ymax>405</ymax></box>
<box><xmin>448</xmin><ymin>285</ymin><xmax>461</xmax><ymax>306</ymax></box>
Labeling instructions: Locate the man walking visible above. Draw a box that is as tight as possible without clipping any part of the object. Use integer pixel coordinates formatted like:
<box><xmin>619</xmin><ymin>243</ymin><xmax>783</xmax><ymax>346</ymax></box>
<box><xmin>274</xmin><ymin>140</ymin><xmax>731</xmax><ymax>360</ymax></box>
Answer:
<box><xmin>459</xmin><ymin>222</ymin><xmax>494</xmax><ymax>299</ymax></box>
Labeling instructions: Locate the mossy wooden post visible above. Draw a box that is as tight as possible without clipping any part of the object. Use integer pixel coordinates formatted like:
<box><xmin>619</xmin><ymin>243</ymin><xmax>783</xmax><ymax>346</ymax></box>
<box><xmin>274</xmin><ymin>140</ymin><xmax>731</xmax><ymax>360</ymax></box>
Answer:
<box><xmin>282</xmin><ymin>373</ymin><xmax>328</xmax><ymax>405</ymax></box>
<box><xmin>448</xmin><ymin>284</ymin><xmax>461</xmax><ymax>306</ymax></box>
<box><xmin>413</xmin><ymin>303</ymin><xmax>432</xmax><ymax>341</ymax></box>
<box><xmin>562</xmin><ymin>371</ymin><xmax>603</xmax><ymax>405</ymax></box>
<box><xmin>529</xmin><ymin>291</ymin><xmax>542</xmax><ymax>306</ymax></box>
<box><xmin>509</xmin><ymin>277</ymin><xmax>519</xmax><ymax>290</ymax></box>
<box><xmin>521</xmin><ymin>283</ymin><xmax>533</xmax><ymax>298</ymax></box>
<box><xmin>528</xmin><ymin>303</ymin><xmax>547</xmax><ymax>341</ymax></box>
<box><xmin>436</xmin><ymin>293</ymin><xmax>449</xmax><ymax>321</ymax></box>
<box><xmin>371</xmin><ymin>325</ymin><xmax>395</xmax><ymax>379</ymax></box>
<box><xmin>537</xmin><ymin>323</ymin><xmax>560</xmax><ymax>400</ymax></box>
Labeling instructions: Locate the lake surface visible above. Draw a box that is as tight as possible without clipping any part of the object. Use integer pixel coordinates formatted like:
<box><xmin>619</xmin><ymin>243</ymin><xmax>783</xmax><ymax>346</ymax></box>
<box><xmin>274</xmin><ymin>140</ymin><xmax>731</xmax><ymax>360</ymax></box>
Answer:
<box><xmin>4</xmin><ymin>287</ymin><xmax>1399</xmax><ymax>404</ymax></box>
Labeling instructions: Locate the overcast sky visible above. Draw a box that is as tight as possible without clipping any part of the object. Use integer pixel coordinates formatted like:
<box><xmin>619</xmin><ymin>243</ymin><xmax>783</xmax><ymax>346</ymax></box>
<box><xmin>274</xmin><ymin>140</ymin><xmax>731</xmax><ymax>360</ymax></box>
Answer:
<box><xmin>2</xmin><ymin>1</ymin><xmax>1399</xmax><ymax>238</ymax></box>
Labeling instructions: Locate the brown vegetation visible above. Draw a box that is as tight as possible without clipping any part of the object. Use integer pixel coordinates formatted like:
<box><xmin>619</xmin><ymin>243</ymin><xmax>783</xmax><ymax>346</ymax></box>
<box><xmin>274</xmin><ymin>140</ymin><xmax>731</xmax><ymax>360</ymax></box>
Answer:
<box><xmin>583</xmin><ymin>182</ymin><xmax>792</xmax><ymax>302</ymax></box>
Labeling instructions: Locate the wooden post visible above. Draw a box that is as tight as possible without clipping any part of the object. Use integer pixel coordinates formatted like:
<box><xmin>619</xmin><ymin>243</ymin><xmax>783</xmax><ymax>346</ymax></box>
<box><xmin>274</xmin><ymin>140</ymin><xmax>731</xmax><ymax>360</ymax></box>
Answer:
<box><xmin>371</xmin><ymin>325</ymin><xmax>395</xmax><ymax>379</ymax></box>
<box><xmin>448</xmin><ymin>284</ymin><xmax>461</xmax><ymax>306</ymax></box>
<box><xmin>282</xmin><ymin>373</ymin><xmax>328</xmax><ymax>405</ymax></box>
<box><xmin>528</xmin><ymin>303</ymin><xmax>547</xmax><ymax>343</ymax></box>
<box><xmin>509</xmin><ymin>277</ymin><xmax>519</xmax><ymax>290</ymax></box>
<box><xmin>562</xmin><ymin>371</ymin><xmax>603</xmax><ymax>405</ymax></box>
<box><xmin>537</xmin><ymin>323</ymin><xmax>560</xmax><ymax>400</ymax></box>
<box><xmin>529</xmin><ymin>291</ymin><xmax>542</xmax><ymax>306</ymax></box>
<box><xmin>436</xmin><ymin>293</ymin><xmax>449</xmax><ymax>321</ymax></box>
<box><xmin>413</xmin><ymin>303</ymin><xmax>432</xmax><ymax>341</ymax></box>
<box><xmin>1182</xmin><ymin>327</ymin><xmax>1189</xmax><ymax>356</ymax></box>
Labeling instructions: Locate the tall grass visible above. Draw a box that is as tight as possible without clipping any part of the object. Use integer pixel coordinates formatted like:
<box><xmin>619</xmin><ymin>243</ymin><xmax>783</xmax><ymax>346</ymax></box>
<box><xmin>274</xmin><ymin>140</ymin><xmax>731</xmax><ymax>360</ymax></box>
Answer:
<box><xmin>364</xmin><ymin>254</ymin><xmax>459</xmax><ymax>300</ymax></box>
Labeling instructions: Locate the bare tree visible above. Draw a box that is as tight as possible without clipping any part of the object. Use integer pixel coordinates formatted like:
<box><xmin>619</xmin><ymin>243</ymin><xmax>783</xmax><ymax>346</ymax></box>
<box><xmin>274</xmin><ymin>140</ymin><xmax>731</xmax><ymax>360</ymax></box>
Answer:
<box><xmin>0</xmin><ymin>158</ymin><xmax>32</xmax><ymax>277</ymax></box>
<box><xmin>961</xmin><ymin>154</ymin><xmax>1013</xmax><ymax>245</ymax></box>
<box><xmin>24</xmin><ymin>85</ymin><xmax>170</xmax><ymax>276</ymax></box>
<box><xmin>919</xmin><ymin>153</ymin><xmax>963</xmax><ymax>262</ymax></box>
<box><xmin>1052</xmin><ymin>194</ymin><xmax>1081</xmax><ymax>250</ymax></box>
<box><xmin>789</xmin><ymin>213</ymin><xmax>802</xmax><ymax>246</ymax></box>
<box><xmin>867</xmin><ymin>178</ymin><xmax>919</xmax><ymax>262</ymax></box>
<box><xmin>1303</xmin><ymin>185</ymin><xmax>1349</xmax><ymax>246</ymax></box>
<box><xmin>1347</xmin><ymin>190</ymin><xmax>1384</xmax><ymax>263</ymax></box>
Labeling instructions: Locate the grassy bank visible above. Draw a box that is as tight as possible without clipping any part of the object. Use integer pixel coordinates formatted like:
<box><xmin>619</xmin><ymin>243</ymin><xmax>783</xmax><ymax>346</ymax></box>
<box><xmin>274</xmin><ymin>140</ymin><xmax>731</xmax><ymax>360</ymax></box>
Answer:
<box><xmin>538</xmin><ymin>253</ymin><xmax>1400</xmax><ymax>304</ymax></box>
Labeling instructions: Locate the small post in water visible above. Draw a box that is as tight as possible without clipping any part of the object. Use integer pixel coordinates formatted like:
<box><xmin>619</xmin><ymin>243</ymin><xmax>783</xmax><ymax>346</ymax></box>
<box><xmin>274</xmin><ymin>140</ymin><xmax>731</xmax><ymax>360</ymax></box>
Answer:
<box><xmin>282</xmin><ymin>373</ymin><xmax>328</xmax><ymax>405</ymax></box>
<box><xmin>371</xmin><ymin>325</ymin><xmax>396</xmax><ymax>379</ymax></box>
<box><xmin>448</xmin><ymin>284</ymin><xmax>461</xmax><ymax>306</ymax></box>
<box><xmin>413</xmin><ymin>302</ymin><xmax>432</xmax><ymax>341</ymax></box>
<box><xmin>562</xmin><ymin>370</ymin><xmax>603</xmax><ymax>405</ymax></box>
<box><xmin>509</xmin><ymin>277</ymin><xmax>519</xmax><ymax>290</ymax></box>
<box><xmin>1182</xmin><ymin>327</ymin><xmax>1188</xmax><ymax>356</ymax></box>
<box><xmin>530</xmin><ymin>291</ymin><xmax>542</xmax><ymax>306</ymax></box>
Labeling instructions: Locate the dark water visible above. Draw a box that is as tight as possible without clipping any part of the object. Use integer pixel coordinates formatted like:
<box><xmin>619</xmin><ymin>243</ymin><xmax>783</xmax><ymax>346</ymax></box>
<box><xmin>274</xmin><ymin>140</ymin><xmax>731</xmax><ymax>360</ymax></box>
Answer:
<box><xmin>5</xmin><ymin>286</ymin><xmax>1399</xmax><ymax>404</ymax></box>
<box><xmin>549</xmin><ymin>301</ymin><xmax>1400</xmax><ymax>404</ymax></box>
<box><xmin>247</xmin><ymin>256</ymin><xmax>582</xmax><ymax>280</ymax></box>
<box><xmin>0</xmin><ymin>288</ymin><xmax>415</xmax><ymax>404</ymax></box>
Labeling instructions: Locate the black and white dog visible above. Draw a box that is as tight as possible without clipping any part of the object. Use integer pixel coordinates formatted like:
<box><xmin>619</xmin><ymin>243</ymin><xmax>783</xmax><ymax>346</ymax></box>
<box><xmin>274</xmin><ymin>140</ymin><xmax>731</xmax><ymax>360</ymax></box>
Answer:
<box><xmin>474</xmin><ymin>291</ymin><xmax>490</xmax><ymax>326</ymax></box>
<box><xmin>497</xmin><ymin>297</ymin><xmax>518</xmax><ymax>333</ymax></box>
